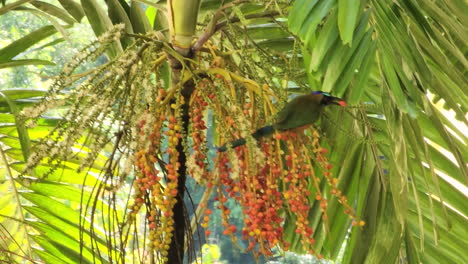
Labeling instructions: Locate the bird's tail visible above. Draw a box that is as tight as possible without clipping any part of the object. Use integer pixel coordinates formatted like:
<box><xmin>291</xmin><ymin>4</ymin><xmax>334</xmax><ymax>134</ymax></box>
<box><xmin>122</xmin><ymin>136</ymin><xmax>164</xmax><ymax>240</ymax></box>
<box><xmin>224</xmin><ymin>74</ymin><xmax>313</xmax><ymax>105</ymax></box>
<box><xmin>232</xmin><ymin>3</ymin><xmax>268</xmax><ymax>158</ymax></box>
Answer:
<box><xmin>217</xmin><ymin>138</ymin><xmax>246</xmax><ymax>152</ymax></box>
<box><xmin>217</xmin><ymin>125</ymin><xmax>275</xmax><ymax>152</ymax></box>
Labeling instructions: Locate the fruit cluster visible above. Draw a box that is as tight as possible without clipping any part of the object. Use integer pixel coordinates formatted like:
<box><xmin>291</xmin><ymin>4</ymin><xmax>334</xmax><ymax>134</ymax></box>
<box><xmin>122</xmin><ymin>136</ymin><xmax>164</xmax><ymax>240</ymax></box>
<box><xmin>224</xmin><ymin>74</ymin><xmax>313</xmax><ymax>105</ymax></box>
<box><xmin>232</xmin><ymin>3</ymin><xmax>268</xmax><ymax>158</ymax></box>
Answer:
<box><xmin>123</xmin><ymin>66</ymin><xmax>364</xmax><ymax>261</ymax></box>
<box><xmin>188</xmin><ymin>81</ymin><xmax>210</xmax><ymax>183</ymax></box>
<box><xmin>199</xmin><ymin>124</ymin><xmax>365</xmax><ymax>257</ymax></box>
<box><xmin>125</xmin><ymin>89</ymin><xmax>186</xmax><ymax>260</ymax></box>
<box><xmin>310</xmin><ymin>129</ymin><xmax>363</xmax><ymax>225</ymax></box>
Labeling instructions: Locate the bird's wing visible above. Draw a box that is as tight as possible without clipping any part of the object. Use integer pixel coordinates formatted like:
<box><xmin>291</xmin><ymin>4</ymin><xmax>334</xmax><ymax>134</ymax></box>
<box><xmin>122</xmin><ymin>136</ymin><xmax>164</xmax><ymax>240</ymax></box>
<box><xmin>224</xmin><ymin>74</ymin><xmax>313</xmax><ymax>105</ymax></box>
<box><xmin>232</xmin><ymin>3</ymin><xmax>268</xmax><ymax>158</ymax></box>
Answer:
<box><xmin>274</xmin><ymin>104</ymin><xmax>293</xmax><ymax>129</ymax></box>
<box><xmin>275</xmin><ymin>95</ymin><xmax>323</xmax><ymax>130</ymax></box>
<box><xmin>274</xmin><ymin>97</ymin><xmax>300</xmax><ymax>127</ymax></box>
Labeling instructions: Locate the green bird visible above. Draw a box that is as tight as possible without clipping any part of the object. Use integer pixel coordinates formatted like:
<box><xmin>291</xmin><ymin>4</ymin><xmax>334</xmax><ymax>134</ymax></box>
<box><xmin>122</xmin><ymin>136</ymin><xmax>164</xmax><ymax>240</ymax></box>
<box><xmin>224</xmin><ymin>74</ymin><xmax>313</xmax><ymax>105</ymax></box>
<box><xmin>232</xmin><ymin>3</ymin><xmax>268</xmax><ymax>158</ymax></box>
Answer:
<box><xmin>218</xmin><ymin>91</ymin><xmax>346</xmax><ymax>152</ymax></box>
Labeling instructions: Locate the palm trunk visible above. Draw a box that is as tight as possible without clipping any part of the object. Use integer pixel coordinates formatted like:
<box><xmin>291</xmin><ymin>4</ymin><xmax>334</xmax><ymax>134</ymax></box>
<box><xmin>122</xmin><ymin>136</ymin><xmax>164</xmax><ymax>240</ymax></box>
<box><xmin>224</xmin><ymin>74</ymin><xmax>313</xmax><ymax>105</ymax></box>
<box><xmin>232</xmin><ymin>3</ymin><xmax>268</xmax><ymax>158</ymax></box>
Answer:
<box><xmin>167</xmin><ymin>82</ymin><xmax>192</xmax><ymax>263</ymax></box>
<box><xmin>166</xmin><ymin>1</ymin><xmax>201</xmax><ymax>262</ymax></box>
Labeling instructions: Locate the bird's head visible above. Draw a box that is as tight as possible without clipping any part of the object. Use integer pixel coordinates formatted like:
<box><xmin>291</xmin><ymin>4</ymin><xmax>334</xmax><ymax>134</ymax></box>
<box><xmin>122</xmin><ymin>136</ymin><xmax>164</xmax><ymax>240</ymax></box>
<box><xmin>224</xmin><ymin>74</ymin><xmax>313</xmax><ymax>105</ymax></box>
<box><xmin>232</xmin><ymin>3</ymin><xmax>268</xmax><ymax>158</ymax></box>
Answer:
<box><xmin>312</xmin><ymin>91</ymin><xmax>346</xmax><ymax>106</ymax></box>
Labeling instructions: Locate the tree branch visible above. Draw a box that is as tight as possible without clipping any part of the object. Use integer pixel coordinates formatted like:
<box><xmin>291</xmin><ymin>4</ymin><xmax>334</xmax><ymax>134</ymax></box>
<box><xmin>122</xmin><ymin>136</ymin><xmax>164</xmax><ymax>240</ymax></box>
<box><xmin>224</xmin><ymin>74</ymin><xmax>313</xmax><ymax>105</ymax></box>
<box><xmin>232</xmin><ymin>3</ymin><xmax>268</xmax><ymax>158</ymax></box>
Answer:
<box><xmin>192</xmin><ymin>2</ymin><xmax>280</xmax><ymax>52</ymax></box>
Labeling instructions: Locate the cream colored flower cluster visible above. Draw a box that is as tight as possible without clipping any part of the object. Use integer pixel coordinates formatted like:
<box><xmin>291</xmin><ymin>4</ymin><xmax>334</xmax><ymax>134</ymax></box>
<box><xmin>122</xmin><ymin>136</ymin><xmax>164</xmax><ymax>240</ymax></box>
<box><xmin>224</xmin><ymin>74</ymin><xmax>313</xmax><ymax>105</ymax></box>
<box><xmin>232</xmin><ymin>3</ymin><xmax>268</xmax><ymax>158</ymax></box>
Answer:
<box><xmin>20</xmin><ymin>24</ymin><xmax>160</xmax><ymax>180</ymax></box>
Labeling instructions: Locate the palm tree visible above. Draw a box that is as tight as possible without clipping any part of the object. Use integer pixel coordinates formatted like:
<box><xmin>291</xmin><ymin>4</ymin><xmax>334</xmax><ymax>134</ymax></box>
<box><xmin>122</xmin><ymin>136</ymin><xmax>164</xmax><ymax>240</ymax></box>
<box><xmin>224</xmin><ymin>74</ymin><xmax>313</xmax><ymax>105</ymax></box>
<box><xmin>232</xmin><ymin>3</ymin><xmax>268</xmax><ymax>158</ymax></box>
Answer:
<box><xmin>0</xmin><ymin>0</ymin><xmax>466</xmax><ymax>263</ymax></box>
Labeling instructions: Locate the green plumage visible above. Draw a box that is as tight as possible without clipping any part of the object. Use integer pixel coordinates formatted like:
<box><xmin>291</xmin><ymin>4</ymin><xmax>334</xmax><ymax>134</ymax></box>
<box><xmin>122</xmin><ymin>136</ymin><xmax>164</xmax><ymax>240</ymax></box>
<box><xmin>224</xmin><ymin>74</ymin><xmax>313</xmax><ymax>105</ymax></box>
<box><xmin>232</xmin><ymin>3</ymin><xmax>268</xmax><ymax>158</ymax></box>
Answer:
<box><xmin>218</xmin><ymin>92</ymin><xmax>345</xmax><ymax>152</ymax></box>
<box><xmin>273</xmin><ymin>93</ymin><xmax>324</xmax><ymax>130</ymax></box>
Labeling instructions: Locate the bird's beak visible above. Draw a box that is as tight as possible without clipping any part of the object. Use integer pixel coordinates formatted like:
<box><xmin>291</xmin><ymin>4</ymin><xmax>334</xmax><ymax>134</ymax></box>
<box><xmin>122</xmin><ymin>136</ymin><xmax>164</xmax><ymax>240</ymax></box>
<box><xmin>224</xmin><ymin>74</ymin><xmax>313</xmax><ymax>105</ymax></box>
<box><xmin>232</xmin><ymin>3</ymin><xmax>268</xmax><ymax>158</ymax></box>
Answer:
<box><xmin>331</xmin><ymin>96</ymin><xmax>346</xmax><ymax>106</ymax></box>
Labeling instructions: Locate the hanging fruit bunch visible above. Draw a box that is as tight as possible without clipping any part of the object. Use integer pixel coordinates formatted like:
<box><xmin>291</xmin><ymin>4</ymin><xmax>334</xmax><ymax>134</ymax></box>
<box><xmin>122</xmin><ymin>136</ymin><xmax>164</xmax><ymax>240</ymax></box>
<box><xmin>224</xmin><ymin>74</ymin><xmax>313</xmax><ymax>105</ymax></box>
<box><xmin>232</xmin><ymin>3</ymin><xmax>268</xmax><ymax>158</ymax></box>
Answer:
<box><xmin>122</xmin><ymin>42</ymin><xmax>364</xmax><ymax>260</ymax></box>
<box><xmin>20</xmin><ymin>24</ymin><xmax>363</xmax><ymax>262</ymax></box>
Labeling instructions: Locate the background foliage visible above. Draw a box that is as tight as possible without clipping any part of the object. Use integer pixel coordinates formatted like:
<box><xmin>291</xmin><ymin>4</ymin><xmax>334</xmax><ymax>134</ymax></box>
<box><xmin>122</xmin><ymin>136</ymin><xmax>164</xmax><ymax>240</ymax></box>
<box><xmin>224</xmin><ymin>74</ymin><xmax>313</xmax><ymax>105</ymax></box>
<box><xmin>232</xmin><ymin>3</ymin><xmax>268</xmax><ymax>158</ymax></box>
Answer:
<box><xmin>0</xmin><ymin>0</ymin><xmax>467</xmax><ymax>263</ymax></box>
